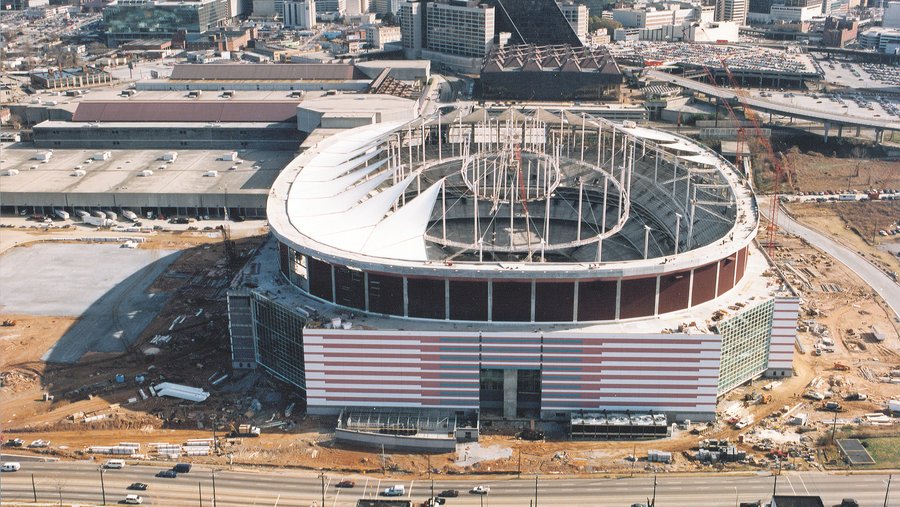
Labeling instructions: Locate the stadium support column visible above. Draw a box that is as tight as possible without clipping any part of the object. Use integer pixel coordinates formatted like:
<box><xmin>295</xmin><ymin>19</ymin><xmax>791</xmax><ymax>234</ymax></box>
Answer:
<box><xmin>674</xmin><ymin>213</ymin><xmax>682</xmax><ymax>255</ymax></box>
<box><xmin>503</xmin><ymin>369</ymin><xmax>518</xmax><ymax>419</ymax></box>
<box><xmin>875</xmin><ymin>129</ymin><xmax>884</xmax><ymax>144</ymax></box>
<box><xmin>837</xmin><ymin>124</ymin><xmax>843</xmax><ymax>139</ymax></box>
<box><xmin>823</xmin><ymin>121</ymin><xmax>830</xmax><ymax>144</ymax></box>
<box><xmin>643</xmin><ymin>225</ymin><xmax>651</xmax><ymax>259</ymax></box>
<box><xmin>576</xmin><ymin>180</ymin><xmax>584</xmax><ymax>241</ymax></box>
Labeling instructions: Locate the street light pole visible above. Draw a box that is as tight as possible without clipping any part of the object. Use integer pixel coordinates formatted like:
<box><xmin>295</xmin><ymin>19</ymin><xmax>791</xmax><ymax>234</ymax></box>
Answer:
<box><xmin>320</xmin><ymin>472</ymin><xmax>326</xmax><ymax>507</ymax></box>
<box><xmin>199</xmin><ymin>482</ymin><xmax>203</xmax><ymax>507</ymax></box>
<box><xmin>534</xmin><ymin>474</ymin><xmax>538</xmax><ymax>507</ymax></box>
<box><xmin>884</xmin><ymin>474</ymin><xmax>893</xmax><ymax>507</ymax></box>
<box><xmin>99</xmin><ymin>467</ymin><xmax>106</xmax><ymax>505</ymax></box>
<box><xmin>211</xmin><ymin>469</ymin><xmax>217</xmax><ymax>507</ymax></box>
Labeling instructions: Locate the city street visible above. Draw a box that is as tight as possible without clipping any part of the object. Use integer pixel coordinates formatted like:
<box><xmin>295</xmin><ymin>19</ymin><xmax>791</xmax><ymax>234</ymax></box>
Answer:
<box><xmin>0</xmin><ymin>459</ymin><xmax>893</xmax><ymax>506</ymax></box>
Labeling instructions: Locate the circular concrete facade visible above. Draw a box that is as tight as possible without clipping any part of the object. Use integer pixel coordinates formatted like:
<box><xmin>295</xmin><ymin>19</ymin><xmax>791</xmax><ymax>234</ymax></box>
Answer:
<box><xmin>267</xmin><ymin>110</ymin><xmax>758</xmax><ymax>323</ymax></box>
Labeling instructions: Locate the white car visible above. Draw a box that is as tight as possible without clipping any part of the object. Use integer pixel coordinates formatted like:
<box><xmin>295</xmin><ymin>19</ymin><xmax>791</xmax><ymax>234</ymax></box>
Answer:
<box><xmin>471</xmin><ymin>485</ymin><xmax>490</xmax><ymax>495</ymax></box>
<box><xmin>1</xmin><ymin>462</ymin><xmax>21</xmax><ymax>472</ymax></box>
<box><xmin>124</xmin><ymin>494</ymin><xmax>143</xmax><ymax>504</ymax></box>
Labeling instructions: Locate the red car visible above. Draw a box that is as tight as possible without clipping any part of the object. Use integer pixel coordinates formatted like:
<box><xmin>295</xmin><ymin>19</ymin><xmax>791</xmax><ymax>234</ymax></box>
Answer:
<box><xmin>336</xmin><ymin>480</ymin><xmax>355</xmax><ymax>488</ymax></box>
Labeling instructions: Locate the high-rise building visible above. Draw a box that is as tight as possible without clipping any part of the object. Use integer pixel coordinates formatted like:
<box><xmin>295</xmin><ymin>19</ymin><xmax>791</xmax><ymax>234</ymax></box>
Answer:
<box><xmin>486</xmin><ymin>0</ymin><xmax>582</xmax><ymax>45</ymax></box>
<box><xmin>716</xmin><ymin>0</ymin><xmax>748</xmax><ymax>25</ymax></box>
<box><xmin>315</xmin><ymin>0</ymin><xmax>344</xmax><ymax>13</ymax></box>
<box><xmin>400</xmin><ymin>0</ymin><xmax>494</xmax><ymax>71</ymax></box>
<box><xmin>557</xmin><ymin>1</ymin><xmax>589</xmax><ymax>42</ymax></box>
<box><xmin>345</xmin><ymin>0</ymin><xmax>368</xmax><ymax>14</ymax></box>
<box><xmin>374</xmin><ymin>0</ymin><xmax>401</xmax><ymax>13</ymax></box>
<box><xmin>886</xmin><ymin>1</ymin><xmax>900</xmax><ymax>28</ymax></box>
<box><xmin>400</xmin><ymin>1</ymin><xmax>424</xmax><ymax>56</ymax></box>
<box><xmin>284</xmin><ymin>0</ymin><xmax>316</xmax><ymax>27</ymax></box>
<box><xmin>103</xmin><ymin>0</ymin><xmax>231</xmax><ymax>46</ymax></box>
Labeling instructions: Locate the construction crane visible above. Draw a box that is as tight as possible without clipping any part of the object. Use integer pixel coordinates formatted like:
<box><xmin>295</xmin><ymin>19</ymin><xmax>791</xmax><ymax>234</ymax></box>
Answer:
<box><xmin>701</xmin><ymin>66</ymin><xmax>746</xmax><ymax>171</ymax></box>
<box><xmin>719</xmin><ymin>60</ymin><xmax>786</xmax><ymax>256</ymax></box>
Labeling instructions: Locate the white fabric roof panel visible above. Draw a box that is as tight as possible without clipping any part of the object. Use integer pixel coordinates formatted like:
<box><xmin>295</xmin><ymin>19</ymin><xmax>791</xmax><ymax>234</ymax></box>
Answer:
<box><xmin>293</xmin><ymin>158</ymin><xmax>389</xmax><ymax>199</ymax></box>
<box><xmin>363</xmin><ymin>178</ymin><xmax>445</xmax><ymax>261</ymax></box>
<box><xmin>290</xmin><ymin>170</ymin><xmax>393</xmax><ymax>218</ymax></box>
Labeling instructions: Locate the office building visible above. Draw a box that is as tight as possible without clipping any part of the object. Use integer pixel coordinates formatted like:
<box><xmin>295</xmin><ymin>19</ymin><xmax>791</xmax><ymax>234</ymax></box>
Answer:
<box><xmin>558</xmin><ymin>1</ymin><xmax>589</xmax><ymax>41</ymax></box>
<box><xmin>315</xmin><ymin>0</ymin><xmax>344</xmax><ymax>13</ymax></box>
<box><xmin>400</xmin><ymin>0</ymin><xmax>494</xmax><ymax>72</ymax></box>
<box><xmin>374</xmin><ymin>0</ymin><xmax>400</xmax><ymax>13</ymax></box>
<box><xmin>716</xmin><ymin>0</ymin><xmax>748</xmax><ymax>24</ymax></box>
<box><xmin>103</xmin><ymin>0</ymin><xmax>231</xmax><ymax>46</ymax></box>
<box><xmin>284</xmin><ymin>0</ymin><xmax>316</xmax><ymax>27</ymax></box>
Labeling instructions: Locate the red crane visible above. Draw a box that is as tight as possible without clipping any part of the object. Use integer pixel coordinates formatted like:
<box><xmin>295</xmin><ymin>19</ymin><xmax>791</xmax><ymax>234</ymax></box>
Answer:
<box><xmin>702</xmin><ymin>66</ymin><xmax>746</xmax><ymax>170</ymax></box>
<box><xmin>719</xmin><ymin>60</ymin><xmax>785</xmax><ymax>256</ymax></box>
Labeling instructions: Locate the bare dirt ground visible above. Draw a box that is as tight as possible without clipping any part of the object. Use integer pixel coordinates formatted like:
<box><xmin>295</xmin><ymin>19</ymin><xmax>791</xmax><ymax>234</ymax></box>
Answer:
<box><xmin>786</xmin><ymin>201</ymin><xmax>900</xmax><ymax>278</ymax></box>
<box><xmin>782</xmin><ymin>150</ymin><xmax>900</xmax><ymax>195</ymax></box>
<box><xmin>1</xmin><ymin>217</ymin><xmax>898</xmax><ymax>478</ymax></box>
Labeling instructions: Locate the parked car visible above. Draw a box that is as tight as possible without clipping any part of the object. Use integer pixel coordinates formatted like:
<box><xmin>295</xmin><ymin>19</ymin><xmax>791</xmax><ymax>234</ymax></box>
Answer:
<box><xmin>4</xmin><ymin>439</ymin><xmax>24</xmax><ymax>447</ymax></box>
<box><xmin>127</xmin><ymin>483</ymin><xmax>148</xmax><ymax>491</ymax></box>
<box><xmin>439</xmin><ymin>490</ymin><xmax>459</xmax><ymax>498</ymax></box>
<box><xmin>470</xmin><ymin>486</ymin><xmax>490</xmax><ymax>495</ymax></box>
<box><xmin>336</xmin><ymin>480</ymin><xmax>355</xmax><ymax>488</ymax></box>
<box><xmin>156</xmin><ymin>470</ymin><xmax>177</xmax><ymax>478</ymax></box>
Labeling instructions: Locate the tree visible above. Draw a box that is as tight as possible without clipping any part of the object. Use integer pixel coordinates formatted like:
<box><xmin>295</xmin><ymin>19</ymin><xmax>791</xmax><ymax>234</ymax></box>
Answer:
<box><xmin>381</xmin><ymin>11</ymin><xmax>397</xmax><ymax>26</ymax></box>
<box><xmin>589</xmin><ymin>16</ymin><xmax>621</xmax><ymax>36</ymax></box>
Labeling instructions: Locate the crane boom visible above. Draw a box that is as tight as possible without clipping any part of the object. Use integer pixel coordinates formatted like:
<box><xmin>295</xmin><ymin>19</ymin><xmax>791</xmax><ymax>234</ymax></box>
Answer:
<box><xmin>719</xmin><ymin>60</ymin><xmax>784</xmax><ymax>256</ymax></box>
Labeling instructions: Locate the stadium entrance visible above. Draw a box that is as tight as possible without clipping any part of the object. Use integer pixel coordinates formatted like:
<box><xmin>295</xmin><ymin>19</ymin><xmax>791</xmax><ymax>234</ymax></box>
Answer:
<box><xmin>479</xmin><ymin>368</ymin><xmax>541</xmax><ymax>419</ymax></box>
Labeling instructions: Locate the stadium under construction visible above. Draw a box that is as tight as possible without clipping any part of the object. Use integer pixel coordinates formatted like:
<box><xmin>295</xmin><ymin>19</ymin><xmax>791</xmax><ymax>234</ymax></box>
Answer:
<box><xmin>227</xmin><ymin>105</ymin><xmax>799</xmax><ymax>440</ymax></box>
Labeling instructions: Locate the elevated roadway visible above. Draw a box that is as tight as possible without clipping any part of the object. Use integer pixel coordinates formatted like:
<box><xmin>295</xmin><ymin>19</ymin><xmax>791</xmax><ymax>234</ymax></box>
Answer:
<box><xmin>647</xmin><ymin>70</ymin><xmax>900</xmax><ymax>141</ymax></box>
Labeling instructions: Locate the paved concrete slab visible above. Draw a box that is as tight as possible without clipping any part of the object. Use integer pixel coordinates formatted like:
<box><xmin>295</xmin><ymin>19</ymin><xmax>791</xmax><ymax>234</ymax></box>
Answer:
<box><xmin>0</xmin><ymin>243</ymin><xmax>180</xmax><ymax>362</ymax></box>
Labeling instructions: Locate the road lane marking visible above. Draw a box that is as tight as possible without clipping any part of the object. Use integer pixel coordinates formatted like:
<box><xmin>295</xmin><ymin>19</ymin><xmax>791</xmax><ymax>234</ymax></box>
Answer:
<box><xmin>786</xmin><ymin>475</ymin><xmax>797</xmax><ymax>495</ymax></box>
<box><xmin>797</xmin><ymin>474</ymin><xmax>810</xmax><ymax>495</ymax></box>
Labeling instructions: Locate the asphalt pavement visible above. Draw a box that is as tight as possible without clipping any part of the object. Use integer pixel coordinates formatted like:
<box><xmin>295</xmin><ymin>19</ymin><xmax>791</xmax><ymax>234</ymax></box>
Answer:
<box><xmin>761</xmin><ymin>200</ymin><xmax>900</xmax><ymax>321</ymax></box>
<box><xmin>0</xmin><ymin>460</ymin><xmax>893</xmax><ymax>507</ymax></box>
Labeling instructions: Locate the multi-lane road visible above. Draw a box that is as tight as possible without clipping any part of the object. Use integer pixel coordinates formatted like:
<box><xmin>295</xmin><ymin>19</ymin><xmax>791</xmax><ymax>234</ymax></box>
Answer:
<box><xmin>0</xmin><ymin>459</ymin><xmax>893</xmax><ymax>506</ymax></box>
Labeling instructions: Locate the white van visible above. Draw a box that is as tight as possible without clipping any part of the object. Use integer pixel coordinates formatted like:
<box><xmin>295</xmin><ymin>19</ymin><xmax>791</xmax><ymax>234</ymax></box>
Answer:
<box><xmin>1</xmin><ymin>462</ymin><xmax>21</xmax><ymax>472</ymax></box>
<box><xmin>124</xmin><ymin>494</ymin><xmax>143</xmax><ymax>504</ymax></box>
<box><xmin>104</xmin><ymin>459</ymin><xmax>125</xmax><ymax>469</ymax></box>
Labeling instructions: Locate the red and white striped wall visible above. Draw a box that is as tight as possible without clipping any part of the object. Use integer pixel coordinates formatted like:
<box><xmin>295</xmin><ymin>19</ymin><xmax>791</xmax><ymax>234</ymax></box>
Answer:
<box><xmin>767</xmin><ymin>297</ymin><xmax>801</xmax><ymax>372</ymax></box>
<box><xmin>303</xmin><ymin>329</ymin><xmax>721</xmax><ymax>420</ymax></box>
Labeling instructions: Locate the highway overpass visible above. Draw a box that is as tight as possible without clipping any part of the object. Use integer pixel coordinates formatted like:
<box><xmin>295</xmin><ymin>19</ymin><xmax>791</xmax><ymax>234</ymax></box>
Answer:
<box><xmin>647</xmin><ymin>70</ymin><xmax>900</xmax><ymax>143</ymax></box>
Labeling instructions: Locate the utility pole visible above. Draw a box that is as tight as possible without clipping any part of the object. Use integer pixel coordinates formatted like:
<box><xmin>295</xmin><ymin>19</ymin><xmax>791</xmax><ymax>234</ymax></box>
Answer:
<box><xmin>320</xmin><ymin>472</ymin><xmax>326</xmax><ymax>507</ymax></box>
<box><xmin>32</xmin><ymin>473</ymin><xmax>38</xmax><ymax>502</ymax></box>
<box><xmin>518</xmin><ymin>451</ymin><xmax>522</xmax><ymax>479</ymax></box>
<box><xmin>884</xmin><ymin>474</ymin><xmax>893</xmax><ymax>507</ymax></box>
<box><xmin>199</xmin><ymin>482</ymin><xmax>203</xmax><ymax>507</ymax></box>
<box><xmin>99</xmin><ymin>467</ymin><xmax>106</xmax><ymax>505</ymax></box>
<box><xmin>651</xmin><ymin>474</ymin><xmax>657</xmax><ymax>507</ymax></box>
<box><xmin>534</xmin><ymin>474</ymin><xmax>538</xmax><ymax>507</ymax></box>
<box><xmin>211</xmin><ymin>469</ymin><xmax>217</xmax><ymax>507</ymax></box>
<box><xmin>831</xmin><ymin>409</ymin><xmax>839</xmax><ymax>444</ymax></box>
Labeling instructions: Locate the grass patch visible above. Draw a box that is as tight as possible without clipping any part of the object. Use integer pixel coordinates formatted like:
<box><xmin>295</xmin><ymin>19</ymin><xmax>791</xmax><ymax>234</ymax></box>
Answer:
<box><xmin>859</xmin><ymin>436</ymin><xmax>900</xmax><ymax>469</ymax></box>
